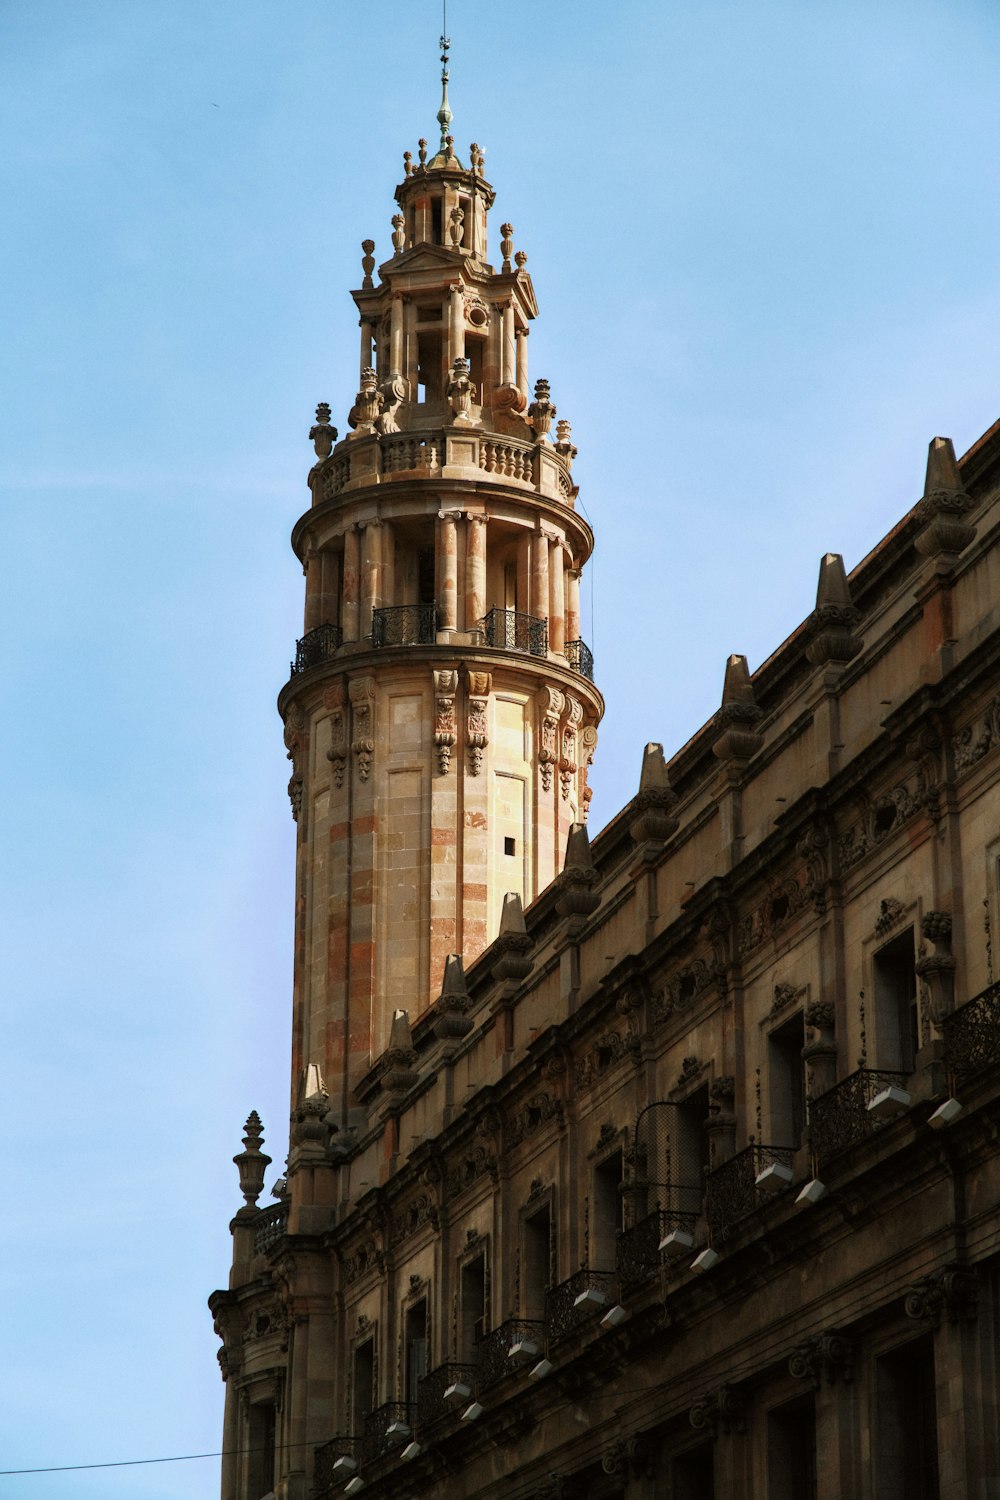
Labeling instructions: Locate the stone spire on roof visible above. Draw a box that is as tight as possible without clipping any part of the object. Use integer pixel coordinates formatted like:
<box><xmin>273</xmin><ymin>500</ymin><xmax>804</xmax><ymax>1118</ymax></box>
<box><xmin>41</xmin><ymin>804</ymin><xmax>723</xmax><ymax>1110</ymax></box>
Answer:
<box><xmin>914</xmin><ymin>435</ymin><xmax>976</xmax><ymax>564</ymax></box>
<box><xmin>712</xmin><ymin>655</ymin><xmax>764</xmax><ymax>765</ymax></box>
<box><xmin>805</xmin><ymin>553</ymin><xmax>862</xmax><ymax>666</ymax></box>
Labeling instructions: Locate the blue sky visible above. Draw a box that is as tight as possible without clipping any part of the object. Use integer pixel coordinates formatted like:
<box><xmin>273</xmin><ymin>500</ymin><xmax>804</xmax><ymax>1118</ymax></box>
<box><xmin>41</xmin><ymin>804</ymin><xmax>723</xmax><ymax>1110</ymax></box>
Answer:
<box><xmin>1</xmin><ymin>2</ymin><xmax>998</xmax><ymax>1495</ymax></box>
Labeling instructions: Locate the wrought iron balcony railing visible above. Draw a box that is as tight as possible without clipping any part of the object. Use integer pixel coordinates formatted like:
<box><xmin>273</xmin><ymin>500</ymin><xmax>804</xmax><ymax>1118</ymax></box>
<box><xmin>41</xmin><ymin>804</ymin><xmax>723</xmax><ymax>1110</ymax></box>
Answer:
<box><xmin>416</xmin><ymin>1361</ymin><xmax>478</xmax><ymax>1429</ymax></box>
<box><xmin>944</xmin><ymin>979</ymin><xmax>1000</xmax><ymax>1089</ymax></box>
<box><xmin>480</xmin><ymin>607</ymin><xmax>548</xmax><ymax>658</ymax></box>
<box><xmin>616</xmin><ymin>1208</ymin><xmax>700</xmax><ymax>1286</ymax></box>
<box><xmin>253</xmin><ymin>1202</ymin><xmax>288</xmax><ymax>1255</ymax></box>
<box><xmin>809</xmin><ymin>1067</ymin><xmax>911</xmax><ymax>1166</ymax></box>
<box><xmin>565</xmin><ymin>638</ymin><xmax>594</xmax><ymax>682</ymax></box>
<box><xmin>360</xmin><ymin>1401</ymin><xmax>415</xmax><ymax>1466</ymax></box>
<box><xmin>371</xmin><ymin>603</ymin><xmax>437</xmax><ymax>648</ymax></box>
<box><xmin>476</xmin><ymin>1318</ymin><xmax>546</xmax><ymax>1391</ymax></box>
<box><xmin>705</xmin><ymin>1144</ymin><xmax>795</xmax><ymax>1242</ymax></box>
<box><xmin>291</xmin><ymin>622</ymin><xmax>343</xmax><ymax>676</ymax></box>
<box><xmin>545</xmin><ymin>1267</ymin><xmax>618</xmax><ymax>1345</ymax></box>
<box><xmin>314</xmin><ymin>1436</ymin><xmax>361</xmax><ymax>1497</ymax></box>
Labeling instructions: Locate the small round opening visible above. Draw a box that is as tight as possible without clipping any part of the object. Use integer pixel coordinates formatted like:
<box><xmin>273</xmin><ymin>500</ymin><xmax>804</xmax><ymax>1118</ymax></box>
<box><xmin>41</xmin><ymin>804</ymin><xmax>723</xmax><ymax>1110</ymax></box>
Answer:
<box><xmin>468</xmin><ymin>306</ymin><xmax>488</xmax><ymax>327</ymax></box>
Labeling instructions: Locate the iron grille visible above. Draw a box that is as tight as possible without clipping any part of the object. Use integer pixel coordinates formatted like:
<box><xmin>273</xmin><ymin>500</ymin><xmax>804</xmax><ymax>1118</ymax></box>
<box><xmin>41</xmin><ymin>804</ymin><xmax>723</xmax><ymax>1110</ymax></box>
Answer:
<box><xmin>565</xmin><ymin>638</ymin><xmax>595</xmax><ymax>682</ymax></box>
<box><xmin>616</xmin><ymin>1208</ymin><xmax>699</xmax><ymax>1287</ymax></box>
<box><xmin>943</xmin><ymin>980</ymin><xmax>1000</xmax><ymax>1089</ymax></box>
<box><xmin>291</xmin><ymin>622</ymin><xmax>343</xmax><ymax>676</ymax></box>
<box><xmin>371</xmin><ymin>604</ymin><xmax>437</xmax><ymax>648</ymax></box>
<box><xmin>808</xmin><ymin>1067</ymin><xmax>910</xmax><ymax>1165</ymax></box>
<box><xmin>705</xmin><ymin>1143</ymin><xmax>795</xmax><ymax>1242</ymax></box>
<box><xmin>480</xmin><ymin>607</ymin><xmax>548</xmax><ymax>657</ymax></box>
<box><xmin>360</xmin><ymin>1401</ymin><xmax>415</xmax><ymax>1466</ymax></box>
<box><xmin>416</xmin><ymin>1362</ymin><xmax>478</xmax><ymax>1429</ymax></box>
<box><xmin>313</xmin><ymin>1436</ymin><xmax>360</xmax><ymax>1498</ymax></box>
<box><xmin>545</xmin><ymin>1267</ymin><xmax>618</xmax><ymax>1345</ymax></box>
<box><xmin>253</xmin><ymin>1203</ymin><xmax>288</xmax><ymax>1255</ymax></box>
<box><xmin>476</xmin><ymin>1318</ymin><xmax>546</xmax><ymax>1391</ymax></box>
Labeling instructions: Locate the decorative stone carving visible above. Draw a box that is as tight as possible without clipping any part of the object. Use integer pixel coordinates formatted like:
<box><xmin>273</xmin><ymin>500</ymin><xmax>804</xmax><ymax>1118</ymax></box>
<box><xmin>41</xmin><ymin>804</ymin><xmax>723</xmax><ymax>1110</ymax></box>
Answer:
<box><xmin>952</xmin><ymin>695</ymin><xmax>1000</xmax><ymax>777</ymax></box>
<box><xmin>466</xmin><ymin>670</ymin><xmax>491</xmax><ymax>775</ymax></box>
<box><xmin>325</xmin><ymin>679</ymin><xmax>348</xmax><ymax>789</ymax></box>
<box><xmin>514</xmin><ymin>250</ymin><xmax>528</xmax><ymax>271</ymax></box>
<box><xmin>601</xmin><ymin>1437</ymin><xmax>655</xmax><ymax>1481</ymax></box>
<box><xmin>417</xmin><ymin>138</ymin><xmax>427</xmax><ymax>168</ymax></box>
<box><xmin>712</xmin><ymin>654</ymin><xmax>765</xmax><ymax>764</ymax></box>
<box><xmin>244</xmin><ymin>1298</ymin><xmax>289</xmax><ymax>1346</ymax></box>
<box><xmin>376</xmin><ymin>370</ymin><xmax>407</xmax><ymax>435</ymax></box>
<box><xmin>432</xmin><ymin>953</ymin><xmax>474</xmax><ymax>1041</ymax></box>
<box><xmin>500</xmin><ymin>222</ymin><xmax>514</xmax><ymax>272</ymax></box>
<box><xmin>360</xmin><ymin>239</ymin><xmax>375</xmax><ymax>289</ymax></box>
<box><xmin>803</xmin><ymin>1000</ymin><xmax>837</xmax><ymax>1098</ymax></box>
<box><xmin>309</xmin><ymin>401</ymin><xmax>338</xmax><ymax>460</ymax></box>
<box><xmin>446</xmin><ymin>1144</ymin><xmax>499</xmax><ymax>1198</ymax></box>
<box><xmin>506</xmin><ymin>1092</ymin><xmax>563</xmax><ymax>1148</ymax></box>
<box><xmin>446</xmin><ymin>357</ymin><xmax>476</xmax><ymax>423</ymax></box>
<box><xmin>449</xmin><ymin>205</ymin><xmax>464</xmax><ymax>247</ymax></box>
<box><xmin>707</xmin><ymin>1075</ymin><xmax>737</xmax><ymax>1166</ymax></box>
<box><xmin>538</xmin><ymin>686</ymin><xmax>565</xmax><ymax>792</ymax></box>
<box><xmin>554</xmin><ymin>419</ymin><xmax>577</xmax><ymax>464</ymax></box>
<box><xmin>391</xmin><ymin>213</ymin><xmax>405</xmax><ymax>254</ymax></box>
<box><xmin>347</xmin><ymin>366</ymin><xmax>383</xmax><ymax>436</ymax></box>
<box><xmin>559</xmin><ymin>694</ymin><xmax>583</xmax><ymax>799</ymax></box>
<box><xmin>292</xmin><ymin>1063</ymin><xmax>331</xmax><ymax>1155</ymax></box>
<box><xmin>805</xmin><ymin>553</ymin><xmax>862</xmax><ymax>666</ymax></box>
<box><xmin>580</xmin><ymin>724</ymin><xmax>598</xmax><ymax>820</ymax></box>
<box><xmin>914</xmin><ymin>436</ymin><xmax>977</xmax><ymax>563</ymax></box>
<box><xmin>344</xmin><ymin>1238</ymin><xmax>384</xmax><ymax>1284</ymax></box>
<box><xmin>629</xmin><ymin>742</ymin><xmax>679</xmax><ymax>845</ymax></box>
<box><xmin>916</xmin><ymin>911</ymin><xmax>956</xmax><ymax>1033</ymax></box>
<box><xmin>233</xmin><ymin>1111</ymin><xmax>271</xmax><ymax>1210</ymax></box>
<box><xmin>380</xmin><ymin>1009</ymin><xmax>419</xmax><ymax>1096</ymax></box>
<box><xmin>797</xmin><ymin>821</ymin><xmax>831</xmax><ymax>915</ymax></box>
<box><xmin>464</xmin><ymin>291</ymin><xmax>491</xmax><ymax>328</ymax></box>
<box><xmin>554</xmin><ymin>822</ymin><xmax>600</xmax><ymax>919</ymax></box>
<box><xmin>284</xmin><ymin>708</ymin><xmax>307</xmax><ymax>825</ymax></box>
<box><xmin>874</xmin><ymin>897</ymin><xmax>905</xmax><ymax>937</ymax></box>
<box><xmin>433</xmin><ymin>669</ymin><xmax>458</xmax><ymax>774</ymax></box>
<box><xmin>788</xmin><ymin>1332</ymin><xmax>854</xmax><ymax>1387</ymax></box>
<box><xmin>389</xmin><ymin>1191</ymin><xmax>439</xmax><ymax>1247</ymax></box>
<box><xmin>403</xmin><ymin>150</ymin><xmax>412</xmax><ymax>177</ymax></box>
<box><xmin>907</xmin><ymin>720</ymin><xmax>944</xmax><ymax>823</ymax></box>
<box><xmin>492</xmin><ymin>892</ymin><xmax>533</xmax><ymax>983</ymax></box>
<box><xmin>905</xmin><ymin>1265</ymin><xmax>978</xmax><ymax>1327</ymax></box>
<box><xmin>349</xmin><ymin>677</ymin><xmax>375</xmax><ymax>782</ymax></box>
<box><xmin>690</xmin><ymin>1384</ymin><xmax>745</xmax><ymax>1436</ymax></box>
<box><xmin>527</xmin><ymin>378</ymin><xmax>556</xmax><ymax>441</ymax></box>
<box><xmin>574</xmin><ymin>1025</ymin><xmax>641</xmax><ymax>1091</ymax></box>
<box><xmin>770</xmin><ymin>981</ymin><xmax>802</xmax><ymax>1017</ymax></box>
<box><xmin>736</xmin><ymin>873</ymin><xmax>807</xmax><ymax>957</ymax></box>
<box><xmin>655</xmin><ymin>957</ymin><xmax>717</xmax><ymax>1025</ymax></box>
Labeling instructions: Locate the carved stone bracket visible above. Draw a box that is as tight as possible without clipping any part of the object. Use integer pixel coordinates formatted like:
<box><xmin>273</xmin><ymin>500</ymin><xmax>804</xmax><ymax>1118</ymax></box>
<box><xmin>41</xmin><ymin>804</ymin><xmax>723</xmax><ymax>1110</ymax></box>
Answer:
<box><xmin>349</xmin><ymin>677</ymin><xmax>376</xmax><ymax>782</ymax></box>
<box><xmin>539</xmin><ymin>686</ymin><xmax>565</xmax><ymax>793</ymax></box>
<box><xmin>559</xmin><ymin>694</ymin><xmax>583</xmax><ymax>800</ymax></box>
<box><xmin>284</xmin><ymin>706</ymin><xmax>307</xmax><ymax>825</ymax></box>
<box><xmin>905</xmin><ymin>1265</ymin><xmax>978</xmax><ymax>1328</ymax></box>
<box><xmin>433</xmin><ymin>669</ymin><xmax>459</xmax><ymax>774</ymax></box>
<box><xmin>803</xmin><ymin>1000</ymin><xmax>837</xmax><ymax>1099</ymax></box>
<box><xmin>788</xmin><ymin>1331</ymin><xmax>854</xmax><ymax>1387</ymax></box>
<box><xmin>466</xmin><ymin>670</ymin><xmax>491</xmax><ymax>775</ymax></box>
<box><xmin>580</xmin><ymin>724</ymin><xmax>598</xmax><ymax>821</ymax></box>
<box><xmin>690</xmin><ymin>1383</ymin><xmax>745</xmax><ymax>1436</ymax></box>
<box><xmin>915</xmin><ymin>910</ymin><xmax>956</xmax><ymax>1033</ymax></box>
<box><xmin>324</xmin><ymin>679</ymin><xmax>348</xmax><ymax>789</ymax></box>
<box><xmin>601</xmin><ymin>1436</ymin><xmax>656</xmax><ymax>1481</ymax></box>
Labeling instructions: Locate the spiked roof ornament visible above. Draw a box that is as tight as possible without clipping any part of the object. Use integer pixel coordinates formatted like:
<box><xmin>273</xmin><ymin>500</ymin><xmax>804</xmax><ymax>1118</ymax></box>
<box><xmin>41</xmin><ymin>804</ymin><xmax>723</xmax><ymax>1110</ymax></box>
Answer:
<box><xmin>914</xmin><ymin>435</ymin><xmax>976</xmax><ymax>563</ymax></box>
<box><xmin>806</xmin><ymin>553</ymin><xmax>862</xmax><ymax>667</ymax></box>
<box><xmin>712</xmin><ymin>656</ymin><xmax>764</xmax><ymax>765</ymax></box>
<box><xmin>629</xmin><ymin>743</ymin><xmax>679</xmax><ymax>846</ymax></box>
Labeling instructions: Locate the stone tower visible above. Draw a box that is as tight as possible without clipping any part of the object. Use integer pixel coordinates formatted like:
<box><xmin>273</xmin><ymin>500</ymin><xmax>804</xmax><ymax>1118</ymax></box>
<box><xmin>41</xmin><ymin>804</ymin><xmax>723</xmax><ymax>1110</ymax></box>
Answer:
<box><xmin>279</xmin><ymin>77</ymin><xmax>603</xmax><ymax>1128</ymax></box>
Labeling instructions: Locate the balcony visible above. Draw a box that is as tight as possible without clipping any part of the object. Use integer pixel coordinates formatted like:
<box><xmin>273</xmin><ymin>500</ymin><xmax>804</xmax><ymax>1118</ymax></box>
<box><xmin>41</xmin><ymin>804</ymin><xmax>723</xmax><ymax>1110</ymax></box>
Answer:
<box><xmin>253</xmin><ymin>1202</ymin><xmax>288</xmax><ymax>1254</ymax></box>
<box><xmin>545</xmin><ymin>1267</ymin><xmax>618</xmax><ymax>1345</ymax></box>
<box><xmin>480</xmin><ymin>607</ymin><xmax>548</xmax><ymax>658</ymax></box>
<box><xmin>371</xmin><ymin>603</ymin><xmax>437</xmax><ymax>648</ymax></box>
<box><xmin>291</xmin><ymin>622</ymin><xmax>343</xmax><ymax>676</ymax></box>
<box><xmin>416</xmin><ymin>1361</ymin><xmax>478</xmax><ymax>1429</ymax></box>
<box><xmin>360</xmin><ymin>1401</ymin><xmax>415</xmax><ymax>1466</ymax></box>
<box><xmin>476</xmin><ymin>1318</ymin><xmax>546</xmax><ymax>1391</ymax></box>
<box><xmin>314</xmin><ymin>1436</ymin><xmax>361</xmax><ymax>1497</ymax></box>
<box><xmin>705</xmin><ymin>1144</ymin><xmax>795</xmax><ymax>1242</ymax></box>
<box><xmin>809</xmin><ymin>1067</ymin><xmax>911</xmax><ymax>1166</ymax></box>
<box><xmin>944</xmin><ymin>979</ymin><xmax>1000</xmax><ymax>1089</ymax></box>
<box><xmin>616</xmin><ymin>1208</ymin><xmax>700</xmax><ymax>1287</ymax></box>
<box><xmin>565</xmin><ymin>638</ymin><xmax>595</xmax><ymax>682</ymax></box>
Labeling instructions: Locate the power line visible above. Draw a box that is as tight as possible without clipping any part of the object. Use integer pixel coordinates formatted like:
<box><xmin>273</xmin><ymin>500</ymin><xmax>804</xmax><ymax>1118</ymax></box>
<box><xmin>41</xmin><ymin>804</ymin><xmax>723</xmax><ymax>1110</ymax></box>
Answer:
<box><xmin>0</xmin><ymin>1440</ymin><xmax>309</xmax><ymax>1478</ymax></box>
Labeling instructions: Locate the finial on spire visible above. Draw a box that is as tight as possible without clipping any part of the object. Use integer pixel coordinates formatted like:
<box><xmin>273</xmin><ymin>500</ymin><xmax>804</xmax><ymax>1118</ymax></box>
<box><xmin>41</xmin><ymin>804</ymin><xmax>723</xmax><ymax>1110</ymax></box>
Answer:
<box><xmin>437</xmin><ymin>29</ymin><xmax>453</xmax><ymax>149</ymax></box>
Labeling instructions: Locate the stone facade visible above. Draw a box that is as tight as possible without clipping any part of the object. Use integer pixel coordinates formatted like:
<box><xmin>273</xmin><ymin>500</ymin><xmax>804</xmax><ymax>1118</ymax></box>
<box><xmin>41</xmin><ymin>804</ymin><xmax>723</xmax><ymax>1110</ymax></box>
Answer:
<box><xmin>210</xmin><ymin>74</ymin><xmax>1000</xmax><ymax>1500</ymax></box>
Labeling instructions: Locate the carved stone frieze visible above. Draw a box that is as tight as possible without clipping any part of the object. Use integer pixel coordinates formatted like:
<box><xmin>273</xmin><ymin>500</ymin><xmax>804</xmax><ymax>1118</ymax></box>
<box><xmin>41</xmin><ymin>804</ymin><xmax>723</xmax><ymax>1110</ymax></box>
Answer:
<box><xmin>506</xmin><ymin>1092</ymin><xmax>564</xmax><ymax>1148</ymax></box>
<box><xmin>654</xmin><ymin>955</ymin><xmax>720</xmax><ymax>1025</ymax></box>
<box><xmin>446</xmin><ymin>1144</ymin><xmax>499</xmax><ymax>1198</ymax></box>
<box><xmin>952</xmin><ymin>694</ymin><xmax>1000</xmax><ymax>777</ymax></box>
<box><xmin>389</xmin><ymin>1189</ymin><xmax>440</xmax><ymax>1247</ymax></box>
<box><xmin>736</xmin><ymin>873</ymin><xmax>807</xmax><ymax>957</ymax></box>
<box><xmin>838</xmin><ymin>780</ymin><xmax>921</xmax><ymax>871</ymax></box>
<box><xmin>574</xmin><ymin>1025</ymin><xmax>642</xmax><ymax>1091</ymax></box>
<box><xmin>343</xmin><ymin>1237</ymin><xmax>384</xmax><ymax>1285</ymax></box>
<box><xmin>243</xmin><ymin>1298</ymin><xmax>289</xmax><ymax>1347</ymax></box>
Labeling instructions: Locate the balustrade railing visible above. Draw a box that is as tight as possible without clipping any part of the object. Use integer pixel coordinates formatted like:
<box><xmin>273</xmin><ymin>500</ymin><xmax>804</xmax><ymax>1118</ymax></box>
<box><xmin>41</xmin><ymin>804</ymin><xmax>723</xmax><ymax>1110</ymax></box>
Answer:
<box><xmin>809</xmin><ymin>1067</ymin><xmax>910</xmax><ymax>1165</ymax></box>
<box><xmin>476</xmin><ymin>1318</ymin><xmax>546</xmax><ymax>1390</ymax></box>
<box><xmin>381</xmin><ymin>435</ymin><xmax>440</xmax><ymax>474</ymax></box>
<box><xmin>253</xmin><ymin>1202</ymin><xmax>288</xmax><ymax>1254</ymax></box>
<box><xmin>416</xmin><ymin>1362</ymin><xmax>478</xmax><ymax>1429</ymax></box>
<box><xmin>616</xmin><ymin>1208</ymin><xmax>699</xmax><ymax>1286</ymax></box>
<box><xmin>481</xmin><ymin>438</ymin><xmax>534</xmax><ymax>483</ymax></box>
<box><xmin>545</xmin><ymin>1267</ymin><xmax>618</xmax><ymax>1345</ymax></box>
<box><xmin>565</xmin><ymin>638</ymin><xmax>594</xmax><ymax>682</ymax></box>
<box><xmin>360</xmin><ymin>1401</ymin><xmax>415</xmax><ymax>1466</ymax></box>
<box><xmin>944</xmin><ymin>980</ymin><xmax>1000</xmax><ymax>1089</ymax></box>
<box><xmin>705</xmin><ymin>1144</ymin><xmax>795</xmax><ymax>1241</ymax></box>
<box><xmin>480</xmin><ymin>607</ymin><xmax>547</xmax><ymax>658</ymax></box>
<box><xmin>371</xmin><ymin>603</ymin><xmax>437</xmax><ymax>648</ymax></box>
<box><xmin>291</xmin><ymin>622</ymin><xmax>343</xmax><ymax>676</ymax></box>
<box><xmin>313</xmin><ymin>1436</ymin><xmax>361</xmax><ymax>1497</ymax></box>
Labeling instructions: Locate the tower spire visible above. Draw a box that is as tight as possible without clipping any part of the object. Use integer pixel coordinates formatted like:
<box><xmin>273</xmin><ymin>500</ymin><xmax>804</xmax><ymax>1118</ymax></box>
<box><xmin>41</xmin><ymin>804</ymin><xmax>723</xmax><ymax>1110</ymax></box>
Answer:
<box><xmin>437</xmin><ymin>23</ymin><xmax>452</xmax><ymax>150</ymax></box>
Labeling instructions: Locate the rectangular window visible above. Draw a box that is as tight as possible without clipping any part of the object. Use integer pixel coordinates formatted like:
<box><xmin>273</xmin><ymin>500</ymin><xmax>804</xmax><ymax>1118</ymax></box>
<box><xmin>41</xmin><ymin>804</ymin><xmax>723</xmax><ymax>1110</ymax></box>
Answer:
<box><xmin>404</xmin><ymin>1300</ymin><xmax>428</xmax><ymax>1404</ymax></box>
<box><xmin>353</xmin><ymin>1338</ymin><xmax>375</xmax><ymax>1436</ymax></box>
<box><xmin>768</xmin><ymin>1396</ymin><xmax>817</xmax><ymax>1500</ymax></box>
<box><xmin>673</xmin><ymin>1444</ymin><xmax>714</xmax><ymax>1500</ymax></box>
<box><xmin>523</xmin><ymin>1203</ymin><xmax>554</xmax><ymax>1319</ymax></box>
<box><xmin>769</xmin><ymin>1012</ymin><xmax>806</xmax><ymax>1148</ymax></box>
<box><xmin>466</xmin><ymin>336</ymin><xmax>484</xmax><ymax>399</ymax></box>
<box><xmin>873</xmin><ymin>928</ymin><xmax>918</xmax><ymax>1074</ymax></box>
<box><xmin>247</xmin><ymin>1402</ymin><xmax>276</xmax><ymax>1500</ymax></box>
<box><xmin>675</xmin><ymin>1085</ymin><xmax>710</xmax><ymax>1216</ymax></box>
<box><xmin>592</xmin><ymin>1150</ymin><xmax>624</xmax><ymax>1269</ymax></box>
<box><xmin>876</xmin><ymin>1336</ymin><xmax>939</xmax><ymax>1500</ymax></box>
<box><xmin>460</xmin><ymin>1254</ymin><xmax>487</xmax><ymax>1362</ymax></box>
<box><xmin>416</xmin><ymin>332</ymin><xmax>442</xmax><ymax>403</ymax></box>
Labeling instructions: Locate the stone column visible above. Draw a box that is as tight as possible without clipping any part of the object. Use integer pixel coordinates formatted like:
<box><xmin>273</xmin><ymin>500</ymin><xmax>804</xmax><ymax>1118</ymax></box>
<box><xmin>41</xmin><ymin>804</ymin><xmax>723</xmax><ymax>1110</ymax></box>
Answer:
<box><xmin>404</xmin><ymin>299</ymin><xmax>418</xmax><ymax>396</ymax></box>
<box><xmin>466</xmin><ymin>514</ymin><xmax>487</xmax><ymax>630</ymax></box>
<box><xmin>449</xmin><ymin>284</ymin><xmax>465</xmax><ymax>366</ymax></box>
<box><xmin>390</xmin><ymin>295</ymin><xmax>404</xmax><ymax>376</ymax></box>
<box><xmin>501</xmin><ymin>302</ymin><xmax>516</xmax><ymax>387</ymax></box>
<box><xmin>361</xmin><ymin>521</ymin><xmax>382</xmax><ymax>639</ymax></box>
<box><xmin>341</xmin><ymin>527</ymin><xmax>361</xmax><ymax>642</ymax></box>
<box><xmin>303</xmin><ymin>545</ymin><xmax>322</xmax><ymax>634</ymax></box>
<box><xmin>549</xmin><ymin>539</ymin><xmax>565</xmax><ymax>654</ymax></box>
<box><xmin>438</xmin><ymin>511</ymin><xmax>459</xmax><ymax>634</ymax></box>
<box><xmin>565</xmin><ymin>567</ymin><xmax>581</xmax><ymax>644</ymax></box>
<box><xmin>319</xmin><ymin>549</ymin><xmax>340</xmax><ymax>627</ymax></box>
<box><xmin>515</xmin><ymin>326</ymin><xmax>529</xmax><ymax>402</ymax></box>
<box><xmin>531</xmin><ymin>530</ymin><xmax>550</xmax><ymax>628</ymax></box>
<box><xmin>219</xmin><ymin>1378</ymin><xmax>240</xmax><ymax>1500</ymax></box>
<box><xmin>380</xmin><ymin>521</ymin><xmax>395</xmax><ymax>611</ymax></box>
<box><xmin>360</xmin><ymin>319</ymin><xmax>373</xmax><ymax>380</ymax></box>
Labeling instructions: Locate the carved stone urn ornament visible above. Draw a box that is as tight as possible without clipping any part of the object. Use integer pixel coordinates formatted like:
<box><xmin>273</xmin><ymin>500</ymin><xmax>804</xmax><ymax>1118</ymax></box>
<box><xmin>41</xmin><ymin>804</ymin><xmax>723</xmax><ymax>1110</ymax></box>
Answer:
<box><xmin>528</xmin><ymin>378</ymin><xmax>556</xmax><ymax>441</ymax></box>
<box><xmin>447</xmin><ymin>357</ymin><xmax>476</xmax><ymax>423</ymax></box>
<box><xmin>309</xmin><ymin>401</ymin><xmax>338</xmax><ymax>461</ymax></box>
<box><xmin>348</xmin><ymin>367</ymin><xmax>383</xmax><ymax>436</ymax></box>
